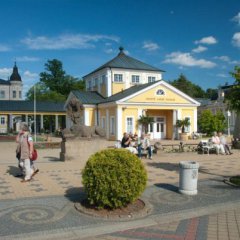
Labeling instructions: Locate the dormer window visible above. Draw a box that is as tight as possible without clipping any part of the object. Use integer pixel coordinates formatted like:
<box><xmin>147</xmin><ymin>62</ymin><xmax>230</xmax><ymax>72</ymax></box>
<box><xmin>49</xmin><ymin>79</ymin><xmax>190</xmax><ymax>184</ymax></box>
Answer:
<box><xmin>114</xmin><ymin>74</ymin><xmax>123</xmax><ymax>82</ymax></box>
<box><xmin>132</xmin><ymin>75</ymin><xmax>140</xmax><ymax>84</ymax></box>
<box><xmin>13</xmin><ymin>90</ymin><xmax>16</xmax><ymax>98</ymax></box>
<box><xmin>148</xmin><ymin>76</ymin><xmax>156</xmax><ymax>83</ymax></box>
<box><xmin>156</xmin><ymin>89</ymin><xmax>165</xmax><ymax>96</ymax></box>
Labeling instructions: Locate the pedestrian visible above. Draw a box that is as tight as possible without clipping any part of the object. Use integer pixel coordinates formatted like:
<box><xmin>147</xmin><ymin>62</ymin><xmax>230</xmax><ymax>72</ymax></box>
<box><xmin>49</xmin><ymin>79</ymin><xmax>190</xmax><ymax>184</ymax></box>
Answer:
<box><xmin>218</xmin><ymin>132</ymin><xmax>233</xmax><ymax>155</ymax></box>
<box><xmin>137</xmin><ymin>133</ymin><xmax>152</xmax><ymax>159</ymax></box>
<box><xmin>211</xmin><ymin>131</ymin><xmax>225</xmax><ymax>155</ymax></box>
<box><xmin>16</xmin><ymin>122</ymin><xmax>38</xmax><ymax>182</ymax></box>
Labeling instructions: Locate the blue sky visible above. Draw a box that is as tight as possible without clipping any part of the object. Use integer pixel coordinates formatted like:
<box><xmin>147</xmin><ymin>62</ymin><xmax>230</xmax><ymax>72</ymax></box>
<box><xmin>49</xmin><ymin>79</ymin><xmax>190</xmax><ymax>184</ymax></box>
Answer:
<box><xmin>0</xmin><ymin>0</ymin><xmax>240</xmax><ymax>98</ymax></box>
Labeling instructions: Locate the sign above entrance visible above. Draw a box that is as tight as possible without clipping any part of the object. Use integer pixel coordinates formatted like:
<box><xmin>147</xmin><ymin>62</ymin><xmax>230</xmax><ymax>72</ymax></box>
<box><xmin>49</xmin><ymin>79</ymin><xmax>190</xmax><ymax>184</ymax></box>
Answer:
<box><xmin>146</xmin><ymin>97</ymin><xmax>176</xmax><ymax>101</ymax></box>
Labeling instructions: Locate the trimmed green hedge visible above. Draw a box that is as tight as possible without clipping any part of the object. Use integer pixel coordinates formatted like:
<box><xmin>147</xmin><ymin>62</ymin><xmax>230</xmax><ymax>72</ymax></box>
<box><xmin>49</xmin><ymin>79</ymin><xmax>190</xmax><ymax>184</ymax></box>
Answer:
<box><xmin>82</xmin><ymin>148</ymin><xmax>147</xmax><ymax>209</ymax></box>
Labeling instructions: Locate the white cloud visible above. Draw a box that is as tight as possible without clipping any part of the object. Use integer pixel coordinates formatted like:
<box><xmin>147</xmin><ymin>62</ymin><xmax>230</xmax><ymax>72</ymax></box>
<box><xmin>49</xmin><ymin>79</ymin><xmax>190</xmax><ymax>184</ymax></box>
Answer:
<box><xmin>0</xmin><ymin>68</ymin><xmax>12</xmax><ymax>79</ymax></box>
<box><xmin>217</xmin><ymin>73</ymin><xmax>228</xmax><ymax>78</ymax></box>
<box><xmin>0</xmin><ymin>44</ymin><xmax>10</xmax><ymax>52</ymax></box>
<box><xmin>21</xmin><ymin>34</ymin><xmax>120</xmax><ymax>50</ymax></box>
<box><xmin>192</xmin><ymin>45</ymin><xmax>207</xmax><ymax>53</ymax></box>
<box><xmin>232</xmin><ymin>32</ymin><xmax>240</xmax><ymax>47</ymax></box>
<box><xmin>17</xmin><ymin>56</ymin><xmax>40</xmax><ymax>62</ymax></box>
<box><xmin>195</xmin><ymin>36</ymin><xmax>217</xmax><ymax>45</ymax></box>
<box><xmin>104</xmin><ymin>48</ymin><xmax>114</xmax><ymax>54</ymax></box>
<box><xmin>142</xmin><ymin>41</ymin><xmax>159</xmax><ymax>51</ymax></box>
<box><xmin>232</xmin><ymin>12</ymin><xmax>240</xmax><ymax>25</ymax></box>
<box><xmin>214</xmin><ymin>56</ymin><xmax>230</xmax><ymax>62</ymax></box>
<box><xmin>164</xmin><ymin>51</ymin><xmax>216</xmax><ymax>68</ymax></box>
<box><xmin>23</xmin><ymin>70</ymin><xmax>38</xmax><ymax>79</ymax></box>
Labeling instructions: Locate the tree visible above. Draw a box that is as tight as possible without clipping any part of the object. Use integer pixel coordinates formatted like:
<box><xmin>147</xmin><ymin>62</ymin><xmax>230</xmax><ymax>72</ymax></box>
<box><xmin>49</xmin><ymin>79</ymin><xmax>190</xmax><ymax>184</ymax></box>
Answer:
<box><xmin>26</xmin><ymin>59</ymin><xmax>85</xmax><ymax>101</ymax></box>
<box><xmin>198</xmin><ymin>110</ymin><xmax>226</xmax><ymax>136</ymax></box>
<box><xmin>169</xmin><ymin>74</ymin><xmax>206</xmax><ymax>98</ymax></box>
<box><xmin>225</xmin><ymin>66</ymin><xmax>240</xmax><ymax>112</ymax></box>
<box><xmin>205</xmin><ymin>88</ymin><xmax>218</xmax><ymax>100</ymax></box>
<box><xmin>176</xmin><ymin>118</ymin><xmax>190</xmax><ymax>133</ymax></box>
<box><xmin>138</xmin><ymin>115</ymin><xmax>154</xmax><ymax>134</ymax></box>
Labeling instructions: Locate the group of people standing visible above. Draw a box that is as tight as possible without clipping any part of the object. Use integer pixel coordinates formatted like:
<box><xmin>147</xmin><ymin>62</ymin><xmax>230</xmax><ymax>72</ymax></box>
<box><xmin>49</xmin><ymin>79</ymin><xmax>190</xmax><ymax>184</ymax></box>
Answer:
<box><xmin>121</xmin><ymin>132</ymin><xmax>153</xmax><ymax>159</ymax></box>
<box><xmin>211</xmin><ymin>131</ymin><xmax>233</xmax><ymax>155</ymax></box>
<box><xmin>15</xmin><ymin>122</ymin><xmax>39</xmax><ymax>182</ymax></box>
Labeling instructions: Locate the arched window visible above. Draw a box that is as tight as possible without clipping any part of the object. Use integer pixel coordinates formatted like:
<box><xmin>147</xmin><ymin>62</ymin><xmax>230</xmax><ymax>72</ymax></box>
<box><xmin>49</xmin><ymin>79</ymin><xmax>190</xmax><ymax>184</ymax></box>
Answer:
<box><xmin>156</xmin><ymin>89</ymin><xmax>165</xmax><ymax>96</ymax></box>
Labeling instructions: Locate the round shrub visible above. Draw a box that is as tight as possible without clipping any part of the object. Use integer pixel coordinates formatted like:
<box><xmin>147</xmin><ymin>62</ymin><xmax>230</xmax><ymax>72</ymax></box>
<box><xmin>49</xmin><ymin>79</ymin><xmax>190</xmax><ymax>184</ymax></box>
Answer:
<box><xmin>82</xmin><ymin>148</ymin><xmax>147</xmax><ymax>209</ymax></box>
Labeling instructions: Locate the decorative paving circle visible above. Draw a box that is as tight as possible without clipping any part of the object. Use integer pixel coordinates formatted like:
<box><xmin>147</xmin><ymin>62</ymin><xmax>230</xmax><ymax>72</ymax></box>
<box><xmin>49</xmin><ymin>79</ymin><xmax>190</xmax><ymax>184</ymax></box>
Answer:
<box><xmin>11</xmin><ymin>204</ymin><xmax>71</xmax><ymax>225</ymax></box>
<box><xmin>198</xmin><ymin>182</ymin><xmax>231</xmax><ymax>197</ymax></box>
<box><xmin>150</xmin><ymin>190</ymin><xmax>192</xmax><ymax>205</ymax></box>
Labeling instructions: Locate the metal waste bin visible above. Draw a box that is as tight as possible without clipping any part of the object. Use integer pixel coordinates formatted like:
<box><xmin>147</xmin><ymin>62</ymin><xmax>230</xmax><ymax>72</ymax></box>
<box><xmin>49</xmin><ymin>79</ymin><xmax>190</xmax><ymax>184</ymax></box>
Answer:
<box><xmin>179</xmin><ymin>161</ymin><xmax>199</xmax><ymax>195</ymax></box>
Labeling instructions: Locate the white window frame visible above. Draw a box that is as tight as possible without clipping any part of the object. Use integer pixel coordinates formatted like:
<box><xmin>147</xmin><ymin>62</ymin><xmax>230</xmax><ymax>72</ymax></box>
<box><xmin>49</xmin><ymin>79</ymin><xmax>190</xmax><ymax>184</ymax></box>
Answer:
<box><xmin>156</xmin><ymin>89</ymin><xmax>165</xmax><ymax>96</ymax></box>
<box><xmin>101</xmin><ymin>116</ymin><xmax>106</xmax><ymax>129</ymax></box>
<box><xmin>0</xmin><ymin>117</ymin><xmax>5</xmax><ymax>125</ymax></box>
<box><xmin>148</xmin><ymin>76</ymin><xmax>156</xmax><ymax>83</ymax></box>
<box><xmin>184</xmin><ymin>116</ymin><xmax>191</xmax><ymax>133</ymax></box>
<box><xmin>131</xmin><ymin>75</ymin><xmax>140</xmax><ymax>84</ymax></box>
<box><xmin>114</xmin><ymin>74</ymin><xmax>123</xmax><ymax>83</ymax></box>
<box><xmin>110</xmin><ymin>116</ymin><xmax>115</xmax><ymax>135</ymax></box>
<box><xmin>126</xmin><ymin>116</ymin><xmax>134</xmax><ymax>134</ymax></box>
<box><xmin>13</xmin><ymin>90</ymin><xmax>16</xmax><ymax>98</ymax></box>
<box><xmin>0</xmin><ymin>90</ymin><xmax>5</xmax><ymax>99</ymax></box>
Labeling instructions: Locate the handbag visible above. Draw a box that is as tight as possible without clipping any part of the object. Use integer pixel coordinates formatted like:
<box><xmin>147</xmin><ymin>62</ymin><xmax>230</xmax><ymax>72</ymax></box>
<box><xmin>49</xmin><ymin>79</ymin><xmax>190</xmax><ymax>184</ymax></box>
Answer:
<box><xmin>31</xmin><ymin>148</ymin><xmax>38</xmax><ymax>161</ymax></box>
<box><xmin>27</xmin><ymin>135</ymin><xmax>38</xmax><ymax>161</ymax></box>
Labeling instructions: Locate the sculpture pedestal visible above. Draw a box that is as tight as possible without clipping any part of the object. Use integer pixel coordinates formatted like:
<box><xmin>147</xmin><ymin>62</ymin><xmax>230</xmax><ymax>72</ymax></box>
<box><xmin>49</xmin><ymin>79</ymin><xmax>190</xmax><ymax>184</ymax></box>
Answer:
<box><xmin>60</xmin><ymin>138</ymin><xmax>112</xmax><ymax>168</ymax></box>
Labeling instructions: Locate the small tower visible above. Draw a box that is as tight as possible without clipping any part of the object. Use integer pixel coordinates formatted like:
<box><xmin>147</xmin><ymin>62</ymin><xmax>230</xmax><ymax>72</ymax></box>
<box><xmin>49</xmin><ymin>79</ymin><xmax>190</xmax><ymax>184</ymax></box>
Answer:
<box><xmin>9</xmin><ymin>62</ymin><xmax>23</xmax><ymax>100</ymax></box>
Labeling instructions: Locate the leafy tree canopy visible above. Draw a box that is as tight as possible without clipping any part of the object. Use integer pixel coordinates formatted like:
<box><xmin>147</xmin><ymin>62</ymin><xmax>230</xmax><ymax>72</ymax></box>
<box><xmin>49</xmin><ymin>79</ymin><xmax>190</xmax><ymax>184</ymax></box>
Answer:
<box><xmin>169</xmin><ymin>74</ymin><xmax>206</xmax><ymax>98</ymax></box>
<box><xmin>225</xmin><ymin>66</ymin><xmax>240</xmax><ymax>112</ymax></box>
<box><xmin>26</xmin><ymin>59</ymin><xmax>85</xmax><ymax>101</ymax></box>
<box><xmin>198</xmin><ymin>110</ymin><xmax>227</xmax><ymax>136</ymax></box>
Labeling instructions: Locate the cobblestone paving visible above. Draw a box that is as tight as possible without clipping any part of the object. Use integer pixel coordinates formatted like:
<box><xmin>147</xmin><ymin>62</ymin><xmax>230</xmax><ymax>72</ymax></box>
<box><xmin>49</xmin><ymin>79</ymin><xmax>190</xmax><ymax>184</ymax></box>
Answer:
<box><xmin>0</xmin><ymin>142</ymin><xmax>240</xmax><ymax>240</ymax></box>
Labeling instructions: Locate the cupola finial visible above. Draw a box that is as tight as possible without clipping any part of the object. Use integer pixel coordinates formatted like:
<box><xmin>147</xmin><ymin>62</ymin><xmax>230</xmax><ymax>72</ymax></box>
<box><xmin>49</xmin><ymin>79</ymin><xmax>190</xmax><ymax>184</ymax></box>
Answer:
<box><xmin>119</xmin><ymin>46</ymin><xmax>124</xmax><ymax>53</ymax></box>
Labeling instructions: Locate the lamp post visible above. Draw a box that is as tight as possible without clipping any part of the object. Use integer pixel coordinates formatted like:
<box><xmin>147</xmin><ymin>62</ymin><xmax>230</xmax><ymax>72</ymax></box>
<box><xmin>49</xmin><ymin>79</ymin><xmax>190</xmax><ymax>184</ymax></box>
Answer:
<box><xmin>34</xmin><ymin>84</ymin><xmax>37</xmax><ymax>142</ymax></box>
<box><xmin>227</xmin><ymin>110</ymin><xmax>231</xmax><ymax>137</ymax></box>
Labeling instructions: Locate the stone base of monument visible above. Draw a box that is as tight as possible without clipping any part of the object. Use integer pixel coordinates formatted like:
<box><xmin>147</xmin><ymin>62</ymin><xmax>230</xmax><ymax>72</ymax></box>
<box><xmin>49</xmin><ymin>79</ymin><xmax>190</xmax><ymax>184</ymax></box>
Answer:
<box><xmin>60</xmin><ymin>138</ymin><xmax>113</xmax><ymax>167</ymax></box>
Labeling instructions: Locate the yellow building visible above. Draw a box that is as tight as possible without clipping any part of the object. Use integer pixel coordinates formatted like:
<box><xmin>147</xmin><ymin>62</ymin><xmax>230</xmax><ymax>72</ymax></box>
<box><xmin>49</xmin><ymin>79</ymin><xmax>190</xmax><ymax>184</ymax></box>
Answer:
<box><xmin>66</xmin><ymin>47</ymin><xmax>200</xmax><ymax>140</ymax></box>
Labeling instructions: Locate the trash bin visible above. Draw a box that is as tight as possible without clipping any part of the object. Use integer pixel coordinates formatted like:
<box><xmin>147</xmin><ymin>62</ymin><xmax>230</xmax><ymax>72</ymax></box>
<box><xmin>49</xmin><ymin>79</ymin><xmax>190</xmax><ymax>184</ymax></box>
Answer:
<box><xmin>179</xmin><ymin>161</ymin><xmax>199</xmax><ymax>195</ymax></box>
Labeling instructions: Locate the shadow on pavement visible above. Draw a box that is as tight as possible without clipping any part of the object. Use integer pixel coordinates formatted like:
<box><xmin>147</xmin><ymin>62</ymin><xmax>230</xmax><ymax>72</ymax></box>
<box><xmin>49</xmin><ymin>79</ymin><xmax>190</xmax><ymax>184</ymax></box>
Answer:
<box><xmin>147</xmin><ymin>162</ymin><xmax>179</xmax><ymax>172</ymax></box>
<box><xmin>44</xmin><ymin>156</ymin><xmax>61</xmax><ymax>162</ymax></box>
<box><xmin>199</xmin><ymin>166</ymin><xmax>232</xmax><ymax>178</ymax></box>
<box><xmin>64</xmin><ymin>187</ymin><xmax>86</xmax><ymax>202</ymax></box>
<box><xmin>6</xmin><ymin>165</ymin><xmax>21</xmax><ymax>177</ymax></box>
<box><xmin>154</xmin><ymin>183</ymin><xmax>179</xmax><ymax>193</ymax></box>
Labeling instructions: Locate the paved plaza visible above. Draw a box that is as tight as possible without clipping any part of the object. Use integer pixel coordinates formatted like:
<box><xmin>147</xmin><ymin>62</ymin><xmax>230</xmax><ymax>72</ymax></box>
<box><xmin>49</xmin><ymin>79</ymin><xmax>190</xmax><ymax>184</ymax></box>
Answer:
<box><xmin>0</xmin><ymin>140</ymin><xmax>240</xmax><ymax>240</ymax></box>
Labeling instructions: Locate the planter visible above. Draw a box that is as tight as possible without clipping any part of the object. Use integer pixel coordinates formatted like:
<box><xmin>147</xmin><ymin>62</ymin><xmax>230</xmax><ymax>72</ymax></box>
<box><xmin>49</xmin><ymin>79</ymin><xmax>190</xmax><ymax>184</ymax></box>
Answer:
<box><xmin>179</xmin><ymin>133</ymin><xmax>188</xmax><ymax>141</ymax></box>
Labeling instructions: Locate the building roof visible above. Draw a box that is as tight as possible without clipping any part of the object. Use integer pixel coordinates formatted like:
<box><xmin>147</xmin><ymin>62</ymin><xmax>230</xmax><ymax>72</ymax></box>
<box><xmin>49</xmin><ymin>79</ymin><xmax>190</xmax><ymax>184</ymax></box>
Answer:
<box><xmin>83</xmin><ymin>47</ymin><xmax>164</xmax><ymax>78</ymax></box>
<box><xmin>71</xmin><ymin>90</ymin><xmax>105</xmax><ymax>104</ymax></box>
<box><xmin>195</xmin><ymin>98</ymin><xmax>212</xmax><ymax>106</ymax></box>
<box><xmin>0</xmin><ymin>100</ymin><xmax>65</xmax><ymax>112</ymax></box>
<box><xmin>10</xmin><ymin>62</ymin><xmax>21</xmax><ymax>82</ymax></box>
<box><xmin>0</xmin><ymin>79</ymin><xmax>10</xmax><ymax>85</ymax></box>
<box><xmin>71</xmin><ymin>81</ymin><xmax>160</xmax><ymax>105</ymax></box>
<box><xmin>102</xmin><ymin>80</ymin><xmax>160</xmax><ymax>103</ymax></box>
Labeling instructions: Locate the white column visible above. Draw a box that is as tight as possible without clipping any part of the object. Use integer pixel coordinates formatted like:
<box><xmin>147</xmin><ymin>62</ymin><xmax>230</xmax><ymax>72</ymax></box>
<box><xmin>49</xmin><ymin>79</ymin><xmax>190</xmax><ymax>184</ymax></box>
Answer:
<box><xmin>106</xmin><ymin>109</ymin><xmax>109</xmax><ymax>139</ymax></box>
<box><xmin>9</xmin><ymin>114</ymin><xmax>13</xmax><ymax>129</ymax></box>
<box><xmin>66</xmin><ymin>116</ymin><xmax>72</xmax><ymax>128</ymax></box>
<box><xmin>55</xmin><ymin>115</ymin><xmax>59</xmax><ymax>131</ymax></box>
<box><xmin>95</xmin><ymin>109</ymin><xmax>98</xmax><ymax>126</ymax></box>
<box><xmin>193</xmin><ymin>109</ymin><xmax>197</xmax><ymax>132</ymax></box>
<box><xmin>25</xmin><ymin>114</ymin><xmax>28</xmax><ymax>124</ymax></box>
<box><xmin>116</xmin><ymin>107</ymin><xmax>122</xmax><ymax>140</ymax></box>
<box><xmin>40</xmin><ymin>115</ymin><xmax>44</xmax><ymax>129</ymax></box>
<box><xmin>84</xmin><ymin>110</ymin><xmax>89</xmax><ymax>126</ymax></box>
<box><xmin>107</xmin><ymin>70</ymin><xmax>112</xmax><ymax>97</ymax></box>
<box><xmin>177</xmin><ymin>109</ymin><xmax>182</xmax><ymax>120</ymax></box>
<box><xmin>137</xmin><ymin>109</ymin><xmax>142</xmax><ymax>137</ymax></box>
<box><xmin>172</xmin><ymin>110</ymin><xmax>177</xmax><ymax>140</ymax></box>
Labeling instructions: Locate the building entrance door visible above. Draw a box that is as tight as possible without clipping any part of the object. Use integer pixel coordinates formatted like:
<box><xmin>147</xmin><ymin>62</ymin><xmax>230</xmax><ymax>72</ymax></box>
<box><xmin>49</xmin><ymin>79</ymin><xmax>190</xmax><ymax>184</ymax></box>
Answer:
<box><xmin>153</xmin><ymin>117</ymin><xmax>166</xmax><ymax>139</ymax></box>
